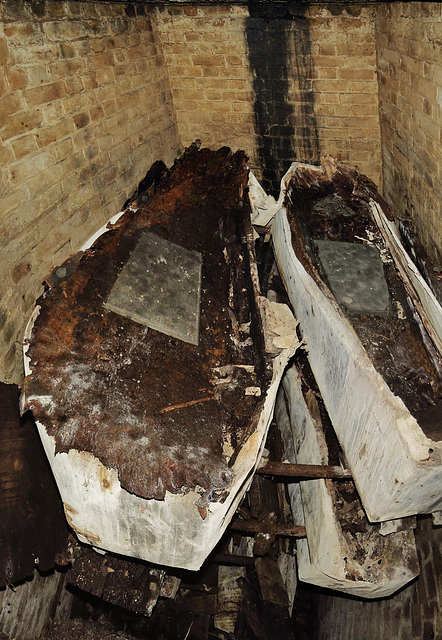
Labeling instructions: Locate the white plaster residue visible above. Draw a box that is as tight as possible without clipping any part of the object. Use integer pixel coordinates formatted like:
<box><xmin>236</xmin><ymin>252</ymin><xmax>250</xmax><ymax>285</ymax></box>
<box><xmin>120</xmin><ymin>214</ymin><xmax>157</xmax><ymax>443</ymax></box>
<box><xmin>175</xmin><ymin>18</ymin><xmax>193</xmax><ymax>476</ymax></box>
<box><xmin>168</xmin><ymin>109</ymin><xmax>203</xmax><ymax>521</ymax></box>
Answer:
<box><xmin>259</xmin><ymin>296</ymin><xmax>299</xmax><ymax>354</ymax></box>
<box><xmin>80</xmin><ymin>211</ymin><xmax>127</xmax><ymax>252</ymax></box>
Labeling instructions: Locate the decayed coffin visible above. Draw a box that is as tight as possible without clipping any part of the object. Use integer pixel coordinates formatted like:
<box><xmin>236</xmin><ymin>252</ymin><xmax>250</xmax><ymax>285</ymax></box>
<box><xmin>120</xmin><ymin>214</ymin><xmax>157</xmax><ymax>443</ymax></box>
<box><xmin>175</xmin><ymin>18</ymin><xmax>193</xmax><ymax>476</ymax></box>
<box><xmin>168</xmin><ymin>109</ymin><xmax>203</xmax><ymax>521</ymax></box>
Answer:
<box><xmin>261</xmin><ymin>158</ymin><xmax>442</xmax><ymax>522</ymax></box>
<box><xmin>275</xmin><ymin>360</ymin><xmax>419</xmax><ymax>597</ymax></box>
<box><xmin>22</xmin><ymin>146</ymin><xmax>299</xmax><ymax>570</ymax></box>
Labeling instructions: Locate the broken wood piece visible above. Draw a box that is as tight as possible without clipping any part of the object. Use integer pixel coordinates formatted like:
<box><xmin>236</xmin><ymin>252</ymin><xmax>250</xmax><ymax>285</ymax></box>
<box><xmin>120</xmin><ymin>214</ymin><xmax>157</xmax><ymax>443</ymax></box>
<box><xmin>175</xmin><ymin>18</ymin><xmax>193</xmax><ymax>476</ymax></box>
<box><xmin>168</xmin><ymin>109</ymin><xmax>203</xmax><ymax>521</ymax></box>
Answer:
<box><xmin>277</xmin><ymin>551</ymin><xmax>297</xmax><ymax>617</ymax></box>
<box><xmin>255</xmin><ymin>557</ymin><xmax>290</xmax><ymax>608</ymax></box>
<box><xmin>67</xmin><ymin>546</ymin><xmax>165</xmax><ymax>616</ymax></box>
<box><xmin>257</xmin><ymin>461</ymin><xmax>351</xmax><ymax>479</ymax></box>
<box><xmin>214</xmin><ymin>565</ymin><xmax>246</xmax><ymax>634</ymax></box>
<box><xmin>159</xmin><ymin>574</ymin><xmax>181</xmax><ymax>599</ymax></box>
<box><xmin>230</xmin><ymin>518</ymin><xmax>306</xmax><ymax>538</ymax></box>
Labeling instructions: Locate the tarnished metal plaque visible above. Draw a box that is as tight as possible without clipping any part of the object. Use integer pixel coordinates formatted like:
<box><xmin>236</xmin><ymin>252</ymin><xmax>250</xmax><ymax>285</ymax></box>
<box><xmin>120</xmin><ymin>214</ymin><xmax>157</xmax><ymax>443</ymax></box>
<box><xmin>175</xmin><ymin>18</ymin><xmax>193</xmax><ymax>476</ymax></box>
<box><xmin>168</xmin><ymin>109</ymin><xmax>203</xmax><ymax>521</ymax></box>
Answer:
<box><xmin>105</xmin><ymin>232</ymin><xmax>202</xmax><ymax>345</ymax></box>
<box><xmin>315</xmin><ymin>240</ymin><xmax>390</xmax><ymax>315</ymax></box>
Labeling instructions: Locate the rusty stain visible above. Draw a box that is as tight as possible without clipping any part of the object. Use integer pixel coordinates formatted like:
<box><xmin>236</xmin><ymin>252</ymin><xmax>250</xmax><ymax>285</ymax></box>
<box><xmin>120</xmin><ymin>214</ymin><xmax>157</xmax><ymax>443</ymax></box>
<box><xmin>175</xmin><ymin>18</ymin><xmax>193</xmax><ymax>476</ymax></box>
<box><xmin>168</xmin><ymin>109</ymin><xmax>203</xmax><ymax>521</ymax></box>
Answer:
<box><xmin>23</xmin><ymin>146</ymin><xmax>269</xmax><ymax>503</ymax></box>
<box><xmin>99</xmin><ymin>467</ymin><xmax>112</xmax><ymax>490</ymax></box>
<box><xmin>11</xmin><ymin>261</ymin><xmax>31</xmax><ymax>284</ymax></box>
<box><xmin>64</xmin><ymin>503</ymin><xmax>78</xmax><ymax>516</ymax></box>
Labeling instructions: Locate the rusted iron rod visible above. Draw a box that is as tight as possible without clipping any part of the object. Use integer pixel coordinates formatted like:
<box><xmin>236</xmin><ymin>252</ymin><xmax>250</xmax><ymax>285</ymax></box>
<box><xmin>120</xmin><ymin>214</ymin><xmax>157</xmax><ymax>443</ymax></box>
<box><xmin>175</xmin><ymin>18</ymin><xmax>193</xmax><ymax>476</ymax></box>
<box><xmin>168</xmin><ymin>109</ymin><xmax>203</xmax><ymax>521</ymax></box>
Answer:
<box><xmin>212</xmin><ymin>553</ymin><xmax>255</xmax><ymax>566</ymax></box>
<box><xmin>230</xmin><ymin>519</ymin><xmax>306</xmax><ymax>538</ymax></box>
<box><xmin>257</xmin><ymin>461</ymin><xmax>351</xmax><ymax>479</ymax></box>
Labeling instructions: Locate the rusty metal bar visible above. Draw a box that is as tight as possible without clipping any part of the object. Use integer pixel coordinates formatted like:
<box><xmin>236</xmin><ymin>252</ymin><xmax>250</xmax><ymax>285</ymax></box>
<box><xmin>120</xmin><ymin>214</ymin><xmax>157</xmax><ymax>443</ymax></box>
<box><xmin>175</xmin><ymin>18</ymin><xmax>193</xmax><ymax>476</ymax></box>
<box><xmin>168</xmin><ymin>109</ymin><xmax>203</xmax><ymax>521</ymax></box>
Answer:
<box><xmin>230</xmin><ymin>519</ymin><xmax>306</xmax><ymax>538</ymax></box>
<box><xmin>256</xmin><ymin>461</ymin><xmax>351</xmax><ymax>479</ymax></box>
<box><xmin>212</xmin><ymin>553</ymin><xmax>255</xmax><ymax>567</ymax></box>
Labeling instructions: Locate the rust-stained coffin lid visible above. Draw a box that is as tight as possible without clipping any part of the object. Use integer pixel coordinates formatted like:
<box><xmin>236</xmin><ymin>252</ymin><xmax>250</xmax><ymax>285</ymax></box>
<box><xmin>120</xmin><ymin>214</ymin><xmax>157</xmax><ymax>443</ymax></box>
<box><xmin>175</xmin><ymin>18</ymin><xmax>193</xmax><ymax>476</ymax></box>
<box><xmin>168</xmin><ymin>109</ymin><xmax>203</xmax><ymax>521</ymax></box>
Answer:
<box><xmin>265</xmin><ymin>159</ymin><xmax>442</xmax><ymax>522</ymax></box>
<box><xmin>22</xmin><ymin>146</ymin><xmax>299</xmax><ymax>570</ymax></box>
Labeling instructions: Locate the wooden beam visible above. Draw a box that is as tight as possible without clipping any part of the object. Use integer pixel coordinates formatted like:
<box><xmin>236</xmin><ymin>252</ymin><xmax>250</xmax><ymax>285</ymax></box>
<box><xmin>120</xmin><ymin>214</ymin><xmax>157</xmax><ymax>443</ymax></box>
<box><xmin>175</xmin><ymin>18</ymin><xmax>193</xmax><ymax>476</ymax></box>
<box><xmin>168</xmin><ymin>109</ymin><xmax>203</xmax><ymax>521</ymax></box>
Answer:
<box><xmin>257</xmin><ymin>461</ymin><xmax>351</xmax><ymax>479</ymax></box>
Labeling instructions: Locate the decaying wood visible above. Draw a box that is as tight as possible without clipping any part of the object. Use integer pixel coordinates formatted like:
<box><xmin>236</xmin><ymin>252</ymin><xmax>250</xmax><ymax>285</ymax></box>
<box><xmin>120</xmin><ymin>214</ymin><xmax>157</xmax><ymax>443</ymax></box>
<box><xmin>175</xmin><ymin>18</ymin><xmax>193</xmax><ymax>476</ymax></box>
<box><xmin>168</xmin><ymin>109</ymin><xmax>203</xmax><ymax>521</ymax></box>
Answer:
<box><xmin>67</xmin><ymin>545</ymin><xmax>165</xmax><ymax>617</ymax></box>
<box><xmin>255</xmin><ymin>557</ymin><xmax>290</xmax><ymax>608</ymax></box>
<box><xmin>253</xmin><ymin>160</ymin><xmax>442</xmax><ymax>522</ymax></box>
<box><xmin>275</xmin><ymin>361</ymin><xmax>419</xmax><ymax>598</ymax></box>
<box><xmin>22</xmin><ymin>146</ymin><xmax>300</xmax><ymax>570</ymax></box>
<box><xmin>214</xmin><ymin>565</ymin><xmax>246</xmax><ymax>634</ymax></box>
<box><xmin>0</xmin><ymin>383</ymin><xmax>70</xmax><ymax>587</ymax></box>
<box><xmin>369</xmin><ymin>200</ymin><xmax>442</xmax><ymax>360</ymax></box>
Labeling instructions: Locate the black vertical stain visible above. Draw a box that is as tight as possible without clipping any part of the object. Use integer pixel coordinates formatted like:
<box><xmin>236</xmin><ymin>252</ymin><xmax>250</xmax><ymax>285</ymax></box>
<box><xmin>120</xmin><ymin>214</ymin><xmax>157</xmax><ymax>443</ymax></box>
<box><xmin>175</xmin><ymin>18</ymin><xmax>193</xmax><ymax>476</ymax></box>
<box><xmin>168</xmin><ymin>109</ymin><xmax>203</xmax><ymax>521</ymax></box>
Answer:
<box><xmin>246</xmin><ymin>3</ymin><xmax>320</xmax><ymax>197</ymax></box>
<box><xmin>292</xmin><ymin>13</ymin><xmax>321</xmax><ymax>164</ymax></box>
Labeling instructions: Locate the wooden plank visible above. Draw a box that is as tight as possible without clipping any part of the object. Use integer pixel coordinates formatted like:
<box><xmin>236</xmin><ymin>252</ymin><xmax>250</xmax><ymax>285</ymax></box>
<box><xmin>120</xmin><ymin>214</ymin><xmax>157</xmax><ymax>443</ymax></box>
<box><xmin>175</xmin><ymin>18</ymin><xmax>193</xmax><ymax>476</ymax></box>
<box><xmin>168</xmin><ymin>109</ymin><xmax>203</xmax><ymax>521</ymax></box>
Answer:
<box><xmin>214</xmin><ymin>565</ymin><xmax>246</xmax><ymax>634</ymax></box>
<box><xmin>255</xmin><ymin>557</ymin><xmax>290</xmax><ymax>608</ymax></box>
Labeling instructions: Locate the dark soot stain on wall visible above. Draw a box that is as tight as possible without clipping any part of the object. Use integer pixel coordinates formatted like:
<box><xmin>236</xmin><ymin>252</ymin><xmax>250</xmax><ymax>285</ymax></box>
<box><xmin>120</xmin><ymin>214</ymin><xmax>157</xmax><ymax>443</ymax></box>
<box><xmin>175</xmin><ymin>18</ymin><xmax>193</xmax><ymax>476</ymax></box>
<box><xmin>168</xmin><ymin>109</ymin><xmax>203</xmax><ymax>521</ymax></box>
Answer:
<box><xmin>246</xmin><ymin>3</ymin><xmax>320</xmax><ymax>197</ymax></box>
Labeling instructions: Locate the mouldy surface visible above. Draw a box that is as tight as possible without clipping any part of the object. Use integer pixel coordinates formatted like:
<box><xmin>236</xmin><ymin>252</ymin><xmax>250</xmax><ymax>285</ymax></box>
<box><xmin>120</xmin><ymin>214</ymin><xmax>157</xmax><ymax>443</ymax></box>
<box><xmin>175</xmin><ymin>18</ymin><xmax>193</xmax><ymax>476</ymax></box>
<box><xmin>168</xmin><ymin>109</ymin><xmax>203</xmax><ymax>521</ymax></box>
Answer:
<box><xmin>22</xmin><ymin>145</ymin><xmax>299</xmax><ymax>570</ymax></box>
<box><xmin>262</xmin><ymin>158</ymin><xmax>442</xmax><ymax>522</ymax></box>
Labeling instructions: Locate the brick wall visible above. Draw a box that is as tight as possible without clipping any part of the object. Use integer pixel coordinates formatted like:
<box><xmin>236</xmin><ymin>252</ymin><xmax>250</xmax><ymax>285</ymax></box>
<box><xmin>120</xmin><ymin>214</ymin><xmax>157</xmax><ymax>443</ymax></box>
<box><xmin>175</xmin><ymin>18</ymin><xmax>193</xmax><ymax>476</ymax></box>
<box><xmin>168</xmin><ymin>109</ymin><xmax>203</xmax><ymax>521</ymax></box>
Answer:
<box><xmin>307</xmin><ymin>4</ymin><xmax>381</xmax><ymax>186</ymax></box>
<box><xmin>314</xmin><ymin>516</ymin><xmax>442</xmax><ymax>640</ymax></box>
<box><xmin>0</xmin><ymin>0</ymin><xmax>180</xmax><ymax>383</ymax></box>
<box><xmin>157</xmin><ymin>3</ymin><xmax>381</xmax><ymax>195</ymax></box>
<box><xmin>376</xmin><ymin>2</ymin><xmax>442</xmax><ymax>266</ymax></box>
<box><xmin>156</xmin><ymin>4</ymin><xmax>257</xmax><ymax>171</ymax></box>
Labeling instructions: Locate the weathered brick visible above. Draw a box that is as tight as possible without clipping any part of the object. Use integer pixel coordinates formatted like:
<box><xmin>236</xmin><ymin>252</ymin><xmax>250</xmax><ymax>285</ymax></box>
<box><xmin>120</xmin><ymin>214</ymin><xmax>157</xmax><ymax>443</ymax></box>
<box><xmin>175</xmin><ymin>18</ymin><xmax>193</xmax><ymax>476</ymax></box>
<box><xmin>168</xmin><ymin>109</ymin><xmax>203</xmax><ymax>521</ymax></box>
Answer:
<box><xmin>73</xmin><ymin>112</ymin><xmax>90</xmax><ymax>130</ymax></box>
<box><xmin>0</xmin><ymin>184</ymin><xmax>31</xmax><ymax>219</ymax></box>
<box><xmin>2</xmin><ymin>109</ymin><xmax>43</xmax><ymax>140</ymax></box>
<box><xmin>43</xmin><ymin>20</ymin><xmax>84</xmax><ymax>42</ymax></box>
<box><xmin>26</xmin><ymin>65</ymin><xmax>50</xmax><ymax>86</ymax></box>
<box><xmin>35</xmin><ymin>120</ymin><xmax>72</xmax><ymax>148</ymax></box>
<box><xmin>95</xmin><ymin>66</ymin><xmax>116</xmax><ymax>85</ymax></box>
<box><xmin>9</xmin><ymin>148</ymin><xmax>56</xmax><ymax>183</ymax></box>
<box><xmin>0</xmin><ymin>93</ymin><xmax>23</xmax><ymax>127</ymax></box>
<box><xmin>65</xmin><ymin>76</ymin><xmax>83</xmax><ymax>96</ymax></box>
<box><xmin>49</xmin><ymin>58</ymin><xmax>83</xmax><ymax>79</ymax></box>
<box><xmin>7</xmin><ymin>67</ymin><xmax>28</xmax><ymax>90</ymax></box>
<box><xmin>0</xmin><ymin>38</ymin><xmax>9</xmax><ymax>66</ymax></box>
<box><xmin>24</xmin><ymin>81</ymin><xmax>66</xmax><ymax>107</ymax></box>
<box><xmin>11</xmin><ymin>133</ymin><xmax>37</xmax><ymax>160</ymax></box>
